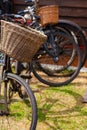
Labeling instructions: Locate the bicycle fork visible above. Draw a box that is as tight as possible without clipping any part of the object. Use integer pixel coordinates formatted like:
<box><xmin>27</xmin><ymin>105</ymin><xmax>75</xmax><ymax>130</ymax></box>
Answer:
<box><xmin>44</xmin><ymin>25</ymin><xmax>59</xmax><ymax>62</ymax></box>
<box><xmin>49</xmin><ymin>33</ymin><xmax>59</xmax><ymax>62</ymax></box>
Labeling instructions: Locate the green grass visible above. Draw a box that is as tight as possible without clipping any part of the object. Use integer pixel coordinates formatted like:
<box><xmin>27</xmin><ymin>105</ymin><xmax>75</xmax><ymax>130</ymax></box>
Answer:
<box><xmin>0</xmin><ymin>72</ymin><xmax>87</xmax><ymax>130</ymax></box>
<box><xmin>32</xmin><ymin>81</ymin><xmax>87</xmax><ymax>130</ymax></box>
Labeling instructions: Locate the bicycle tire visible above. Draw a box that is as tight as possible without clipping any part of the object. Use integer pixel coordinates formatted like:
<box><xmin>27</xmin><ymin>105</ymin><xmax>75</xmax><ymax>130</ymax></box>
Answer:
<box><xmin>32</xmin><ymin>26</ymin><xmax>82</xmax><ymax>87</ymax></box>
<box><xmin>0</xmin><ymin>73</ymin><xmax>37</xmax><ymax>130</ymax></box>
<box><xmin>42</xmin><ymin>26</ymin><xmax>78</xmax><ymax>72</ymax></box>
<box><xmin>58</xmin><ymin>19</ymin><xmax>87</xmax><ymax>67</ymax></box>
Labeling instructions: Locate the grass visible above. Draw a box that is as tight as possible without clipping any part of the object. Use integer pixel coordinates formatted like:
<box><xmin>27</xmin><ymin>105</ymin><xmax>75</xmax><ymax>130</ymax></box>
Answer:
<box><xmin>0</xmin><ymin>72</ymin><xmax>87</xmax><ymax>130</ymax></box>
<box><xmin>31</xmin><ymin>73</ymin><xmax>87</xmax><ymax>130</ymax></box>
<box><xmin>34</xmin><ymin>86</ymin><xmax>87</xmax><ymax>130</ymax></box>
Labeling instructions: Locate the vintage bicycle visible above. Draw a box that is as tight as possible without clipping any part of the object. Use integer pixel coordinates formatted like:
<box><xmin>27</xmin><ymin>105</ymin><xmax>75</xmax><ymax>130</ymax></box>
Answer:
<box><xmin>0</xmin><ymin>0</ymin><xmax>86</xmax><ymax>86</ymax></box>
<box><xmin>4</xmin><ymin>13</ymin><xmax>82</xmax><ymax>87</ymax></box>
<box><xmin>0</xmin><ymin>19</ymin><xmax>47</xmax><ymax>130</ymax></box>
<box><xmin>14</xmin><ymin>0</ymin><xmax>84</xmax><ymax>86</ymax></box>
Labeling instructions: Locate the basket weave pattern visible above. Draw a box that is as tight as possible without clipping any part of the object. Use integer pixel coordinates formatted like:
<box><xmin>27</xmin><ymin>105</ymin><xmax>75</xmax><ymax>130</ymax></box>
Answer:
<box><xmin>1</xmin><ymin>20</ymin><xmax>47</xmax><ymax>63</ymax></box>
<box><xmin>37</xmin><ymin>5</ymin><xmax>59</xmax><ymax>26</ymax></box>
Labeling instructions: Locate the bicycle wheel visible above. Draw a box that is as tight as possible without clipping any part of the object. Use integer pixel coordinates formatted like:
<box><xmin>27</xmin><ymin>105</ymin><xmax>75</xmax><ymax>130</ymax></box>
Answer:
<box><xmin>43</xmin><ymin>26</ymin><xmax>78</xmax><ymax>71</ymax></box>
<box><xmin>0</xmin><ymin>73</ymin><xmax>37</xmax><ymax>130</ymax></box>
<box><xmin>58</xmin><ymin>20</ymin><xmax>87</xmax><ymax>67</ymax></box>
<box><xmin>32</xmin><ymin>25</ymin><xmax>82</xmax><ymax>86</ymax></box>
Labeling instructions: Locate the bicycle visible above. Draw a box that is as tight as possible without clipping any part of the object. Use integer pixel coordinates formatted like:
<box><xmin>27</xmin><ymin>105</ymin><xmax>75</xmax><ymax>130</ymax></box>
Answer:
<box><xmin>23</xmin><ymin>0</ymin><xmax>87</xmax><ymax>68</ymax></box>
<box><xmin>14</xmin><ymin>24</ymin><xmax>82</xmax><ymax>86</ymax></box>
<box><xmin>0</xmin><ymin>21</ymin><xmax>38</xmax><ymax>130</ymax></box>
<box><xmin>0</xmin><ymin>0</ymin><xmax>83</xmax><ymax>86</ymax></box>
<box><xmin>13</xmin><ymin>0</ymin><xmax>82</xmax><ymax>86</ymax></box>
<box><xmin>34</xmin><ymin>21</ymin><xmax>87</xmax><ymax>86</ymax></box>
<box><xmin>17</xmin><ymin>0</ymin><xmax>87</xmax><ymax>69</ymax></box>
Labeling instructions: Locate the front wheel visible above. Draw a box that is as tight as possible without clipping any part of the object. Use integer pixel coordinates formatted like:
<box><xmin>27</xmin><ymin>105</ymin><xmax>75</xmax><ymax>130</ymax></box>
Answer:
<box><xmin>32</xmin><ymin>26</ymin><xmax>82</xmax><ymax>87</ymax></box>
<box><xmin>0</xmin><ymin>73</ymin><xmax>37</xmax><ymax>130</ymax></box>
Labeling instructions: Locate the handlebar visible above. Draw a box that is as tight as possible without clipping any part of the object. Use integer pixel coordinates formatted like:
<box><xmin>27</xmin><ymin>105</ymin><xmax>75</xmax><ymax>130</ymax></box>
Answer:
<box><xmin>18</xmin><ymin>10</ymin><xmax>29</xmax><ymax>15</ymax></box>
<box><xmin>0</xmin><ymin>14</ymin><xmax>26</xmax><ymax>23</ymax></box>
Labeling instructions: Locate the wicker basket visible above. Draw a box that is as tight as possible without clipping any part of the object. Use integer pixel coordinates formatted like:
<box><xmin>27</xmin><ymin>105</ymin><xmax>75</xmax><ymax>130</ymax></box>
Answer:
<box><xmin>1</xmin><ymin>20</ymin><xmax>47</xmax><ymax>63</ymax></box>
<box><xmin>37</xmin><ymin>5</ymin><xmax>59</xmax><ymax>26</ymax></box>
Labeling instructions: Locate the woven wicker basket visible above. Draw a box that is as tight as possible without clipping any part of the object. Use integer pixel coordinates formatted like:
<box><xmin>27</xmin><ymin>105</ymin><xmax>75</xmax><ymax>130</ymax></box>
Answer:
<box><xmin>1</xmin><ymin>20</ymin><xmax>47</xmax><ymax>63</ymax></box>
<box><xmin>37</xmin><ymin>5</ymin><xmax>59</xmax><ymax>26</ymax></box>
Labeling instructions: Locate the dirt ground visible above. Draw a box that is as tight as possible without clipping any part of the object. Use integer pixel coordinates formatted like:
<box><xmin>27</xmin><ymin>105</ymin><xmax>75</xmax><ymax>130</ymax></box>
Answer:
<box><xmin>30</xmin><ymin>71</ymin><xmax>87</xmax><ymax>100</ymax></box>
<box><xmin>0</xmin><ymin>71</ymin><xmax>87</xmax><ymax>130</ymax></box>
<box><xmin>30</xmin><ymin>72</ymin><xmax>87</xmax><ymax>87</ymax></box>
